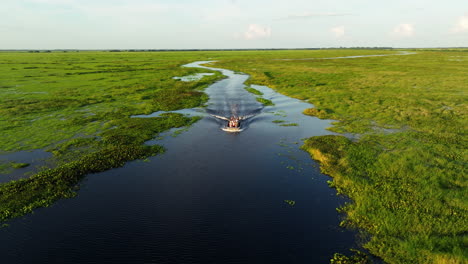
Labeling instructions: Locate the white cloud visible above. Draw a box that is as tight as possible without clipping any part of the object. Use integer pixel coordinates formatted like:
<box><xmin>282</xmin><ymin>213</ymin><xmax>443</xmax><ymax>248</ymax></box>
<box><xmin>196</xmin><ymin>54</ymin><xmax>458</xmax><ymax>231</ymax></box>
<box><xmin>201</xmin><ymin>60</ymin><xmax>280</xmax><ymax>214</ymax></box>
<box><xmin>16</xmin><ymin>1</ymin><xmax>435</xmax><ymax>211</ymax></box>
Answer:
<box><xmin>392</xmin><ymin>23</ymin><xmax>415</xmax><ymax>37</ymax></box>
<box><xmin>331</xmin><ymin>26</ymin><xmax>345</xmax><ymax>37</ymax></box>
<box><xmin>451</xmin><ymin>15</ymin><xmax>468</xmax><ymax>33</ymax></box>
<box><xmin>244</xmin><ymin>24</ymin><xmax>271</xmax><ymax>40</ymax></box>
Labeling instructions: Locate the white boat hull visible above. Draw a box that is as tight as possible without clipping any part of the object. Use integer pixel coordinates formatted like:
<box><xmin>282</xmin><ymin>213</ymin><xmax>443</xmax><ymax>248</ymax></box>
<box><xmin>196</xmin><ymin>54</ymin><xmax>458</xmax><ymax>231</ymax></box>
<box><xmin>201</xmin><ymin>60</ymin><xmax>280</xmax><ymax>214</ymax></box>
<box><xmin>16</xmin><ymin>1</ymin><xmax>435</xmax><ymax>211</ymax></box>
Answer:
<box><xmin>222</xmin><ymin>127</ymin><xmax>243</xmax><ymax>133</ymax></box>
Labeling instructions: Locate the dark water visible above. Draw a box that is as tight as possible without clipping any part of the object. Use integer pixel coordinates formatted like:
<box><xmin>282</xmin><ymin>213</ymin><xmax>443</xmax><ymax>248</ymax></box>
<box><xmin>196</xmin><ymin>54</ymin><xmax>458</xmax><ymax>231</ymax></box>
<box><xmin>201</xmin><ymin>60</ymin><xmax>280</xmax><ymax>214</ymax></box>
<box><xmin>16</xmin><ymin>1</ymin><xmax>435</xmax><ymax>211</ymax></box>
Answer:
<box><xmin>0</xmin><ymin>149</ymin><xmax>52</xmax><ymax>184</ymax></box>
<box><xmin>0</xmin><ymin>62</ymin><xmax>356</xmax><ymax>264</ymax></box>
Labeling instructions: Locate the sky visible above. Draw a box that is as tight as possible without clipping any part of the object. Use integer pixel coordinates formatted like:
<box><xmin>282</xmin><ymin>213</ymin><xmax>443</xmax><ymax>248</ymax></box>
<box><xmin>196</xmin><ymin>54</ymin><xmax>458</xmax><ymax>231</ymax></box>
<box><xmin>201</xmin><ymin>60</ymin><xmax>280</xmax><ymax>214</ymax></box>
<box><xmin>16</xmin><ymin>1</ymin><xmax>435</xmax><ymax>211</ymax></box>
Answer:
<box><xmin>1</xmin><ymin>0</ymin><xmax>467</xmax><ymax>49</ymax></box>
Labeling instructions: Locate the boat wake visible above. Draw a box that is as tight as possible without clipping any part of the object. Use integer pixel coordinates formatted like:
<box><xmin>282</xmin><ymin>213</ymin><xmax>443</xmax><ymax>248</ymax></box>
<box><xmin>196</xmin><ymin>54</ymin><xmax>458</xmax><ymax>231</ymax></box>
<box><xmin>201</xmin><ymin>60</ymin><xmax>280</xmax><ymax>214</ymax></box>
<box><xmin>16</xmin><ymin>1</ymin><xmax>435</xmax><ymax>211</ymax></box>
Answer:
<box><xmin>207</xmin><ymin>103</ymin><xmax>261</xmax><ymax>132</ymax></box>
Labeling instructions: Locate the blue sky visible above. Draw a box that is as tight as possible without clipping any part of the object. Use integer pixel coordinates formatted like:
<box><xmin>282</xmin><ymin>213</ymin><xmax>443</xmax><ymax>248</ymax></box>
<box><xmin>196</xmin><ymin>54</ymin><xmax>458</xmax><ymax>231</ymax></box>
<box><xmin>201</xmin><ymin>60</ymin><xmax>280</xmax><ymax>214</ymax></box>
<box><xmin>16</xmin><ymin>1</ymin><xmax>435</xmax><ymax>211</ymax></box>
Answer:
<box><xmin>1</xmin><ymin>0</ymin><xmax>467</xmax><ymax>49</ymax></box>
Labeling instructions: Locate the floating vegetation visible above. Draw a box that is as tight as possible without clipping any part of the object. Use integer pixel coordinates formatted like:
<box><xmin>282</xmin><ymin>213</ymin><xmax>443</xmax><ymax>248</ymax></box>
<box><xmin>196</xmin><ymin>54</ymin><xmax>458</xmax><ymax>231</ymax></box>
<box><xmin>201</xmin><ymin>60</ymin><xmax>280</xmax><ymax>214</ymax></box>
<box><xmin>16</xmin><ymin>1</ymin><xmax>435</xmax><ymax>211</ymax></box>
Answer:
<box><xmin>244</xmin><ymin>86</ymin><xmax>263</xmax><ymax>95</ymax></box>
<box><xmin>330</xmin><ymin>249</ymin><xmax>370</xmax><ymax>264</ymax></box>
<box><xmin>272</xmin><ymin>120</ymin><xmax>285</xmax><ymax>123</ymax></box>
<box><xmin>11</xmin><ymin>163</ymin><xmax>29</xmax><ymax>169</ymax></box>
<box><xmin>279</xmin><ymin>123</ymin><xmax>299</xmax><ymax>127</ymax></box>
<box><xmin>272</xmin><ymin>110</ymin><xmax>287</xmax><ymax>117</ymax></box>
<box><xmin>0</xmin><ymin>162</ymin><xmax>30</xmax><ymax>174</ymax></box>
<box><xmin>256</xmin><ymin>97</ymin><xmax>274</xmax><ymax>106</ymax></box>
<box><xmin>284</xmin><ymin>200</ymin><xmax>296</xmax><ymax>206</ymax></box>
<box><xmin>0</xmin><ymin>164</ymin><xmax>12</xmax><ymax>174</ymax></box>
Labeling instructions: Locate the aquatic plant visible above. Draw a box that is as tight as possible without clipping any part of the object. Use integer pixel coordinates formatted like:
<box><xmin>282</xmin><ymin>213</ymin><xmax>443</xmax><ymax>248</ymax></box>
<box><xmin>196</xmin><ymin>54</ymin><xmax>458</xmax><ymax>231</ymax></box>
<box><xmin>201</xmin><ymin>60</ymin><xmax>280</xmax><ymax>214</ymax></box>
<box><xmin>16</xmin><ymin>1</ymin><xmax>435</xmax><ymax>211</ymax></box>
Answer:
<box><xmin>330</xmin><ymin>249</ymin><xmax>369</xmax><ymax>264</ymax></box>
<box><xmin>0</xmin><ymin>162</ymin><xmax>30</xmax><ymax>174</ymax></box>
<box><xmin>272</xmin><ymin>120</ymin><xmax>285</xmax><ymax>123</ymax></box>
<box><xmin>303</xmin><ymin>107</ymin><xmax>334</xmax><ymax>119</ymax></box>
<box><xmin>244</xmin><ymin>86</ymin><xmax>263</xmax><ymax>95</ymax></box>
<box><xmin>11</xmin><ymin>163</ymin><xmax>29</xmax><ymax>169</ymax></box>
<box><xmin>256</xmin><ymin>97</ymin><xmax>274</xmax><ymax>106</ymax></box>
<box><xmin>279</xmin><ymin>123</ymin><xmax>298</xmax><ymax>127</ymax></box>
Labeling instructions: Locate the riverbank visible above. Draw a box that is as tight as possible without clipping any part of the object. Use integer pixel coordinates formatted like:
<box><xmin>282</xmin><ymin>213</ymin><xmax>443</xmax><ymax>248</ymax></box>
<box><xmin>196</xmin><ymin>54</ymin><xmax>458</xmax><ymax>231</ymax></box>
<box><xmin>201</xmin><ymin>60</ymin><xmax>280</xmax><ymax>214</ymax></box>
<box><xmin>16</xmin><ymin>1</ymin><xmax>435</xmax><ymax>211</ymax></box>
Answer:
<box><xmin>212</xmin><ymin>50</ymin><xmax>468</xmax><ymax>263</ymax></box>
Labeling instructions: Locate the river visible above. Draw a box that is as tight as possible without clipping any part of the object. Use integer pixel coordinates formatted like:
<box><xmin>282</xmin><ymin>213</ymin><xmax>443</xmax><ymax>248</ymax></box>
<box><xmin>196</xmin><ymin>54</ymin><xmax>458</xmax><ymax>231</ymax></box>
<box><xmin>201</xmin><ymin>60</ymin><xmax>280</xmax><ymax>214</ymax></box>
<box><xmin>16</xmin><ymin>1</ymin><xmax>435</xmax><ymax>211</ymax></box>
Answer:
<box><xmin>0</xmin><ymin>61</ymin><xmax>356</xmax><ymax>264</ymax></box>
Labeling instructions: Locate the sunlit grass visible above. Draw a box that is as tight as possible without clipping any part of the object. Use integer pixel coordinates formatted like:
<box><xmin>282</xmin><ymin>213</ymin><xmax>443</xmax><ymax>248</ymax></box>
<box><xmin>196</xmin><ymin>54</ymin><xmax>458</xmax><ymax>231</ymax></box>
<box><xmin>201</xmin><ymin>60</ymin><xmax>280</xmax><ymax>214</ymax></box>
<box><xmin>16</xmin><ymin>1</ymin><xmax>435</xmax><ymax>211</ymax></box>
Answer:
<box><xmin>213</xmin><ymin>50</ymin><xmax>468</xmax><ymax>264</ymax></box>
<box><xmin>1</xmin><ymin>49</ymin><xmax>467</xmax><ymax>263</ymax></box>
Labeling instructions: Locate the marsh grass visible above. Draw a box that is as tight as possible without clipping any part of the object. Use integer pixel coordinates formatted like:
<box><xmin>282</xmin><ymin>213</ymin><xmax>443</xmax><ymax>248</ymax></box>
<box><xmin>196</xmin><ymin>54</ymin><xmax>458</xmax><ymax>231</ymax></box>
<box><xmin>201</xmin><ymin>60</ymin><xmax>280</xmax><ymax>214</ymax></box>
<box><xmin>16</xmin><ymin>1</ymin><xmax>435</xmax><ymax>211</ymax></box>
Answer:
<box><xmin>244</xmin><ymin>86</ymin><xmax>263</xmax><ymax>95</ymax></box>
<box><xmin>0</xmin><ymin>51</ymin><xmax>224</xmax><ymax>223</ymax></box>
<box><xmin>213</xmin><ymin>50</ymin><xmax>468</xmax><ymax>263</ymax></box>
<box><xmin>279</xmin><ymin>123</ymin><xmax>298</xmax><ymax>127</ymax></box>
<box><xmin>272</xmin><ymin>120</ymin><xmax>286</xmax><ymax>123</ymax></box>
<box><xmin>0</xmin><ymin>162</ymin><xmax>30</xmax><ymax>174</ymax></box>
<box><xmin>11</xmin><ymin>163</ymin><xmax>29</xmax><ymax>169</ymax></box>
<box><xmin>330</xmin><ymin>249</ymin><xmax>370</xmax><ymax>264</ymax></box>
<box><xmin>1</xmin><ymin>50</ymin><xmax>467</xmax><ymax>263</ymax></box>
<box><xmin>243</xmin><ymin>86</ymin><xmax>274</xmax><ymax>106</ymax></box>
<box><xmin>0</xmin><ymin>52</ymin><xmax>224</xmax><ymax>152</ymax></box>
<box><xmin>256</xmin><ymin>97</ymin><xmax>274</xmax><ymax>106</ymax></box>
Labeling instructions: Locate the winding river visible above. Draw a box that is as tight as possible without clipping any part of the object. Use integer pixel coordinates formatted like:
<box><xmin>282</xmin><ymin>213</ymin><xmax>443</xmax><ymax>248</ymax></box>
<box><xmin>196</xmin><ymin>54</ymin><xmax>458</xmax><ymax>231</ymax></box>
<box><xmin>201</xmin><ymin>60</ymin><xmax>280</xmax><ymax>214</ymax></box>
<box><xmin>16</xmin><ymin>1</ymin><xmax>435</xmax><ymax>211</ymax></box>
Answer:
<box><xmin>0</xmin><ymin>62</ymin><xmax>357</xmax><ymax>264</ymax></box>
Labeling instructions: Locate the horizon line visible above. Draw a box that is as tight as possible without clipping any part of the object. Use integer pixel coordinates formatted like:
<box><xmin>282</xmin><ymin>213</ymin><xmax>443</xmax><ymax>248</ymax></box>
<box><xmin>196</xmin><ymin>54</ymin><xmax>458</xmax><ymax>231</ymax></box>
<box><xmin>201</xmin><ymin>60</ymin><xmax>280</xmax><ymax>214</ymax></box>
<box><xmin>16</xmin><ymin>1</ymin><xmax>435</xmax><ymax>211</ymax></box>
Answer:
<box><xmin>1</xmin><ymin>47</ymin><xmax>467</xmax><ymax>52</ymax></box>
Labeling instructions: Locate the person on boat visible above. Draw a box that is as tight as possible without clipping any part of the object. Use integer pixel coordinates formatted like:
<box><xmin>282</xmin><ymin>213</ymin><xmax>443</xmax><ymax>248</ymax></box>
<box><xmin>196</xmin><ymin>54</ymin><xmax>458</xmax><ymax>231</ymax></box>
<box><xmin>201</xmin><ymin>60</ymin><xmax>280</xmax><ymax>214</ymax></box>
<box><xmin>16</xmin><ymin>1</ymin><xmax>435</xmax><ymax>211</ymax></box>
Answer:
<box><xmin>228</xmin><ymin>117</ymin><xmax>239</xmax><ymax>128</ymax></box>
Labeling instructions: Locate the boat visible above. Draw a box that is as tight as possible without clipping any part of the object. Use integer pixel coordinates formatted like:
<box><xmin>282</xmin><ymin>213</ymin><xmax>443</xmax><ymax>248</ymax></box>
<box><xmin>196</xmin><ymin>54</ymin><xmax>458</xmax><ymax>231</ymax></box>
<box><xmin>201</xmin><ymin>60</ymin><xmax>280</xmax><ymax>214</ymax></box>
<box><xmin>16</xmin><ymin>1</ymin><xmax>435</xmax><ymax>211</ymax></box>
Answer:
<box><xmin>222</xmin><ymin>126</ymin><xmax>243</xmax><ymax>132</ymax></box>
<box><xmin>210</xmin><ymin>113</ymin><xmax>257</xmax><ymax>133</ymax></box>
<box><xmin>222</xmin><ymin>117</ymin><xmax>242</xmax><ymax>132</ymax></box>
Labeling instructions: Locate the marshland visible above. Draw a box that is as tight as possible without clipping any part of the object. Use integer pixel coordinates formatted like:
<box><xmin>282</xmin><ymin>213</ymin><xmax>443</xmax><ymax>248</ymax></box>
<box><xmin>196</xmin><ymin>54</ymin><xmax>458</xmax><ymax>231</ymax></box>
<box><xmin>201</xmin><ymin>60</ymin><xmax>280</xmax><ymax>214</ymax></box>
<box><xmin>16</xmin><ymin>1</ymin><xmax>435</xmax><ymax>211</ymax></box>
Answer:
<box><xmin>0</xmin><ymin>49</ymin><xmax>467</xmax><ymax>264</ymax></box>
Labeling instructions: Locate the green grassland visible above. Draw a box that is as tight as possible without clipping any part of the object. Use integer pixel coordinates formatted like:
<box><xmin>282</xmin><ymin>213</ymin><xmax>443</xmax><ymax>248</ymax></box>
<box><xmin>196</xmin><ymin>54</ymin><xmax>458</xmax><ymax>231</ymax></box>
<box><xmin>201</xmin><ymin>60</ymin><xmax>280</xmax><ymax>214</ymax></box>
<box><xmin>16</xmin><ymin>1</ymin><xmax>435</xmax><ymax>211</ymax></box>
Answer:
<box><xmin>0</xmin><ymin>51</ymin><xmax>227</xmax><ymax>222</ymax></box>
<box><xmin>0</xmin><ymin>49</ymin><xmax>398</xmax><ymax>223</ymax></box>
<box><xmin>213</xmin><ymin>50</ymin><xmax>468</xmax><ymax>263</ymax></box>
<box><xmin>1</xmin><ymin>49</ymin><xmax>467</xmax><ymax>263</ymax></box>
<box><xmin>0</xmin><ymin>52</ymin><xmax>226</xmax><ymax>152</ymax></box>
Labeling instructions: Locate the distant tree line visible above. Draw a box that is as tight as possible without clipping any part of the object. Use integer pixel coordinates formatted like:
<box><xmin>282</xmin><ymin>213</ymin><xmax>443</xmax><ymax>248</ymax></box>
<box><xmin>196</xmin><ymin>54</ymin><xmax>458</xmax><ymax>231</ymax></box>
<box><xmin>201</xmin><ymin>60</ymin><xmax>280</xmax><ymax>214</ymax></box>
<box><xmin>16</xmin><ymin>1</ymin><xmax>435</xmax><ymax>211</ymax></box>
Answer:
<box><xmin>2</xmin><ymin>47</ymin><xmax>467</xmax><ymax>53</ymax></box>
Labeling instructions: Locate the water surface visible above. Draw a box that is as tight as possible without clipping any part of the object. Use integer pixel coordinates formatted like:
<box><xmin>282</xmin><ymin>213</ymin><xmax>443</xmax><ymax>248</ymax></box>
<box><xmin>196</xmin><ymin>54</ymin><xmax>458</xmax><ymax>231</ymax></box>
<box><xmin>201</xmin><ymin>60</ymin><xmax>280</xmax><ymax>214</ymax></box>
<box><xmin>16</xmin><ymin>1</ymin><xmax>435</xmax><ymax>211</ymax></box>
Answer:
<box><xmin>0</xmin><ymin>62</ymin><xmax>356</xmax><ymax>264</ymax></box>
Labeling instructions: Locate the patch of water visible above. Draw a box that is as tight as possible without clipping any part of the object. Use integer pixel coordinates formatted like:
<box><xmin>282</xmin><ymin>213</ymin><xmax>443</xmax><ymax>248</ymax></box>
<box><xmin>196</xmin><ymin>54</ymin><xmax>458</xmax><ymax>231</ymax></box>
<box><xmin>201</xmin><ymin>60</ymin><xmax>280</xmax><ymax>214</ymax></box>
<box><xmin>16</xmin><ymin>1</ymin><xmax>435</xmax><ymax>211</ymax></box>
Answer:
<box><xmin>0</xmin><ymin>149</ymin><xmax>53</xmax><ymax>183</ymax></box>
<box><xmin>173</xmin><ymin>72</ymin><xmax>214</xmax><ymax>82</ymax></box>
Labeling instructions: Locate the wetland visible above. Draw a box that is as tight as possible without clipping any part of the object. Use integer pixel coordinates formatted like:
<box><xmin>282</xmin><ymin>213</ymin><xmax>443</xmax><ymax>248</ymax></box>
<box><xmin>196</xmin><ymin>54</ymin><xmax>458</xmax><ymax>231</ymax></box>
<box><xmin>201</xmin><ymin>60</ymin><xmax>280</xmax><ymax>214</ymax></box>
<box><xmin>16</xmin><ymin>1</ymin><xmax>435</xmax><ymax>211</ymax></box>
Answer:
<box><xmin>0</xmin><ymin>49</ymin><xmax>466</xmax><ymax>263</ymax></box>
